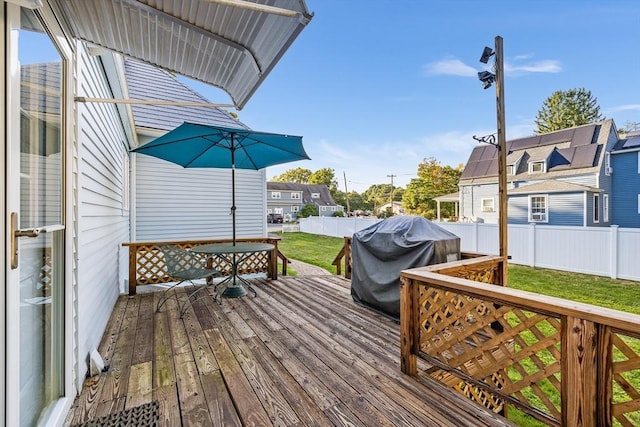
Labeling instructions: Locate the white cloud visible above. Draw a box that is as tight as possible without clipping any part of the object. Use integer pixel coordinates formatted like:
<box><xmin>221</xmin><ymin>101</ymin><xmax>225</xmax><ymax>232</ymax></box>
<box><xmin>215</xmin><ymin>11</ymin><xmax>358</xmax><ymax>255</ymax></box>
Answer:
<box><xmin>606</xmin><ymin>104</ymin><xmax>640</xmax><ymax>112</ymax></box>
<box><xmin>423</xmin><ymin>59</ymin><xmax>477</xmax><ymax>77</ymax></box>
<box><xmin>506</xmin><ymin>60</ymin><xmax>562</xmax><ymax>74</ymax></box>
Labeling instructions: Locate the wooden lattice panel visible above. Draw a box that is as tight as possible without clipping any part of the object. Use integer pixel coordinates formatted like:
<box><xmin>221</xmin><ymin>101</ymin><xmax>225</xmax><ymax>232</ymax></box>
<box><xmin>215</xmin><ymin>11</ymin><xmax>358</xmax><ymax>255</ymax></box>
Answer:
<box><xmin>611</xmin><ymin>333</ymin><xmax>640</xmax><ymax>426</ymax></box>
<box><xmin>418</xmin><ymin>285</ymin><xmax>562</xmax><ymax>424</ymax></box>
<box><xmin>133</xmin><ymin>242</ymin><xmax>270</xmax><ymax>285</ymax></box>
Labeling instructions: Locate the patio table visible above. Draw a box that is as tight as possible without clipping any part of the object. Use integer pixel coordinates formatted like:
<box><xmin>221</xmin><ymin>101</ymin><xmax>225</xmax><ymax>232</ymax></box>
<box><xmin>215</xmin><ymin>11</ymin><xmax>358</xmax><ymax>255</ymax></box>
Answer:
<box><xmin>191</xmin><ymin>242</ymin><xmax>274</xmax><ymax>302</ymax></box>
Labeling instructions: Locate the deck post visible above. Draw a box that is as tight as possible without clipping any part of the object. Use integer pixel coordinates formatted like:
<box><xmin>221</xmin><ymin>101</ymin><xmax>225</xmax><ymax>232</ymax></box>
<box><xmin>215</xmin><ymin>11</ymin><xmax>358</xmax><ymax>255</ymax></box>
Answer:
<box><xmin>128</xmin><ymin>244</ymin><xmax>138</xmax><ymax>296</ymax></box>
<box><xmin>561</xmin><ymin>315</ymin><xmax>598</xmax><ymax>427</ymax></box>
<box><xmin>400</xmin><ymin>277</ymin><xmax>417</xmax><ymax>375</ymax></box>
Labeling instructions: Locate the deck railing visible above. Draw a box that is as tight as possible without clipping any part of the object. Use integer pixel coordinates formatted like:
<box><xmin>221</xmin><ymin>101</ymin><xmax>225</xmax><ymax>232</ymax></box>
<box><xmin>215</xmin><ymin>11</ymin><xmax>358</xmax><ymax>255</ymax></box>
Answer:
<box><xmin>122</xmin><ymin>237</ymin><xmax>286</xmax><ymax>295</ymax></box>
<box><xmin>400</xmin><ymin>256</ymin><xmax>640</xmax><ymax>426</ymax></box>
<box><xmin>332</xmin><ymin>236</ymin><xmax>489</xmax><ymax>279</ymax></box>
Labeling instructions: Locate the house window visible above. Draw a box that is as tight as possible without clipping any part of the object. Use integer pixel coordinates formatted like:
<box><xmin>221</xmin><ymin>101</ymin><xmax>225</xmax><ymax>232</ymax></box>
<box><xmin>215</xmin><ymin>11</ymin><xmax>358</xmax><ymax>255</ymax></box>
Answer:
<box><xmin>506</xmin><ymin>164</ymin><xmax>515</xmax><ymax>175</ymax></box>
<box><xmin>291</xmin><ymin>205</ymin><xmax>299</xmax><ymax>212</ymax></box>
<box><xmin>528</xmin><ymin>161</ymin><xmax>545</xmax><ymax>174</ymax></box>
<box><xmin>603</xmin><ymin>194</ymin><xmax>609</xmax><ymax>222</ymax></box>
<box><xmin>311</xmin><ymin>192</ymin><xmax>320</xmax><ymax>198</ymax></box>
<box><xmin>267</xmin><ymin>209</ymin><xmax>273</xmax><ymax>214</ymax></box>
<box><xmin>481</xmin><ymin>198</ymin><xmax>495</xmax><ymax>212</ymax></box>
<box><xmin>604</xmin><ymin>152</ymin><xmax>612</xmax><ymax>175</ymax></box>
<box><xmin>291</xmin><ymin>192</ymin><xmax>301</xmax><ymax>199</ymax></box>
<box><xmin>529</xmin><ymin>195</ymin><xmax>548</xmax><ymax>222</ymax></box>
<box><xmin>271</xmin><ymin>191</ymin><xmax>281</xmax><ymax>199</ymax></box>
<box><xmin>593</xmin><ymin>194</ymin><xmax>600</xmax><ymax>223</ymax></box>
<box><xmin>321</xmin><ymin>206</ymin><xmax>327</xmax><ymax>211</ymax></box>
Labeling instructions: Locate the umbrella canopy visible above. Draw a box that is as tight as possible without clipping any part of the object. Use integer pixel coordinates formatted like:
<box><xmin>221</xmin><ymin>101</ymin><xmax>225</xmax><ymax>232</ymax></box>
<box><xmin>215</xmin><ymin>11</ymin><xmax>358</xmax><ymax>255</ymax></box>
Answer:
<box><xmin>131</xmin><ymin>122</ymin><xmax>309</xmax><ymax>170</ymax></box>
<box><xmin>131</xmin><ymin>122</ymin><xmax>309</xmax><ymax>244</ymax></box>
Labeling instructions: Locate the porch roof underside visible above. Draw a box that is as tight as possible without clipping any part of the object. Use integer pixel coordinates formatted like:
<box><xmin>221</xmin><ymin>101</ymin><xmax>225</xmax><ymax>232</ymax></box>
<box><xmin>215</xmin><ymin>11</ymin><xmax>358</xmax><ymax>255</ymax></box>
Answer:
<box><xmin>51</xmin><ymin>0</ymin><xmax>312</xmax><ymax>109</ymax></box>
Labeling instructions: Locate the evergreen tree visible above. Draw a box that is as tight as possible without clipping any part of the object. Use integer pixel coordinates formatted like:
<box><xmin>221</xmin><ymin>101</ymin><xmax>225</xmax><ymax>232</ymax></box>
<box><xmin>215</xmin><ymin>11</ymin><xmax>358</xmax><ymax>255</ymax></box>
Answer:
<box><xmin>534</xmin><ymin>88</ymin><xmax>603</xmax><ymax>134</ymax></box>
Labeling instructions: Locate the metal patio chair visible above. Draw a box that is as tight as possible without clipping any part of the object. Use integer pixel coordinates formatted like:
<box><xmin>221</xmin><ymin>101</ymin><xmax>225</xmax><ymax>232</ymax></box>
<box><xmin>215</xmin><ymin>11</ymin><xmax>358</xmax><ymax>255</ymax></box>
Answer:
<box><xmin>156</xmin><ymin>244</ymin><xmax>222</xmax><ymax>314</ymax></box>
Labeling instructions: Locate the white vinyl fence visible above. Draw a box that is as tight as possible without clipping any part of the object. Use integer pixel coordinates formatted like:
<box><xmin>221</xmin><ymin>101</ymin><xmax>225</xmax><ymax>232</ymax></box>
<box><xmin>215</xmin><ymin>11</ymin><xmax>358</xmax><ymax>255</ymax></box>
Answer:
<box><xmin>299</xmin><ymin>217</ymin><xmax>640</xmax><ymax>281</ymax></box>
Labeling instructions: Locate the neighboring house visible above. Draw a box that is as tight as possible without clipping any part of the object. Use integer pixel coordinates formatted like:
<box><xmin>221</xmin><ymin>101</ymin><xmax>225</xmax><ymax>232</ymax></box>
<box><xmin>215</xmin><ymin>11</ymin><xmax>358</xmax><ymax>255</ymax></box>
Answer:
<box><xmin>610</xmin><ymin>132</ymin><xmax>640</xmax><ymax>228</ymax></box>
<box><xmin>4</xmin><ymin>2</ymin><xmax>310</xmax><ymax>425</ymax></box>
<box><xmin>459</xmin><ymin>120</ymin><xmax>619</xmax><ymax>226</ymax></box>
<box><xmin>267</xmin><ymin>182</ymin><xmax>344</xmax><ymax>219</ymax></box>
<box><xmin>377</xmin><ymin>201</ymin><xmax>406</xmax><ymax>216</ymax></box>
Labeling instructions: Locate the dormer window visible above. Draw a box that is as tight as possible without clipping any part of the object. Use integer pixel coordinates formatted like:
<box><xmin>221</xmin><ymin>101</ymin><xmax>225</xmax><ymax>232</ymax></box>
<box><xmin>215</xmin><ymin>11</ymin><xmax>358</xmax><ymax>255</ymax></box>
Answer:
<box><xmin>311</xmin><ymin>192</ymin><xmax>320</xmax><ymax>198</ymax></box>
<box><xmin>506</xmin><ymin>164</ymin><xmax>515</xmax><ymax>175</ymax></box>
<box><xmin>528</xmin><ymin>161</ymin><xmax>546</xmax><ymax>174</ymax></box>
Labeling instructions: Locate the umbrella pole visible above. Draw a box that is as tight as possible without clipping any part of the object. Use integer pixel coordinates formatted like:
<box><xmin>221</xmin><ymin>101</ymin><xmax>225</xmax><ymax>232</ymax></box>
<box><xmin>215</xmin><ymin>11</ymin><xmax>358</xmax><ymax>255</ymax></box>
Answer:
<box><xmin>231</xmin><ymin>141</ymin><xmax>236</xmax><ymax>247</ymax></box>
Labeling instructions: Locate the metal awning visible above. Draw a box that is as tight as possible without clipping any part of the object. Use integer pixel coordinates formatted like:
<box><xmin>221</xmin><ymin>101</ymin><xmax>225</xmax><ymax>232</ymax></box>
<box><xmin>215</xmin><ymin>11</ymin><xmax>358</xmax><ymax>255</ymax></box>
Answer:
<box><xmin>51</xmin><ymin>0</ymin><xmax>313</xmax><ymax>109</ymax></box>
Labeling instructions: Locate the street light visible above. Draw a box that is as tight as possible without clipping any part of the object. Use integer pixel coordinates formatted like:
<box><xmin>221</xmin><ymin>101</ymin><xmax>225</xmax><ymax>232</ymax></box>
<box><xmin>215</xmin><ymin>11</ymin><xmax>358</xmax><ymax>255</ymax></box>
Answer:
<box><xmin>477</xmin><ymin>36</ymin><xmax>508</xmax><ymax>286</ymax></box>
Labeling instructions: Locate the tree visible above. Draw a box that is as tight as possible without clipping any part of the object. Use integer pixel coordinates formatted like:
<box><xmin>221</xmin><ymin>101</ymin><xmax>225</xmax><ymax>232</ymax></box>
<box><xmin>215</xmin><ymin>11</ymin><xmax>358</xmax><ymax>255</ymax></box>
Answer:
<box><xmin>297</xmin><ymin>203</ymin><xmax>318</xmax><ymax>218</ymax></box>
<box><xmin>362</xmin><ymin>183</ymin><xmax>403</xmax><ymax>211</ymax></box>
<box><xmin>534</xmin><ymin>88</ymin><xmax>603</xmax><ymax>134</ymax></box>
<box><xmin>271</xmin><ymin>167</ymin><xmax>312</xmax><ymax>183</ymax></box>
<box><xmin>402</xmin><ymin>157</ymin><xmax>462</xmax><ymax>219</ymax></box>
<box><xmin>309</xmin><ymin>168</ymin><xmax>338</xmax><ymax>192</ymax></box>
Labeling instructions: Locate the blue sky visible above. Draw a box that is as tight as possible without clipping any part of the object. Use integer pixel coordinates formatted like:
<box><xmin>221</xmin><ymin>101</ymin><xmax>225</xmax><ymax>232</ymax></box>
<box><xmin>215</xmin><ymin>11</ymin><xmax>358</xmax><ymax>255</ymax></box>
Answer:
<box><xmin>178</xmin><ymin>3</ymin><xmax>630</xmax><ymax>192</ymax></box>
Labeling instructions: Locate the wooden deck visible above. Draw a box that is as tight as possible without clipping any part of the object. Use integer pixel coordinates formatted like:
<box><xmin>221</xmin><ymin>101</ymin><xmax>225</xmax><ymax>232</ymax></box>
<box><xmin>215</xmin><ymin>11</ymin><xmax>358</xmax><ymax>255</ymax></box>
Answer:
<box><xmin>68</xmin><ymin>275</ymin><xmax>514</xmax><ymax>426</ymax></box>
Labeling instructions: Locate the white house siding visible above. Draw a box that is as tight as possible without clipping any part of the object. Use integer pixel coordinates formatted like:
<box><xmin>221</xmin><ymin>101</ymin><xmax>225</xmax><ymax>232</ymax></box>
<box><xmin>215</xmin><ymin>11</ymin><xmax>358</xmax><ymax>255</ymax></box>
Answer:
<box><xmin>76</xmin><ymin>47</ymin><xmax>131</xmax><ymax>386</ymax></box>
<box><xmin>135</xmin><ymin>155</ymin><xmax>266</xmax><ymax>241</ymax></box>
<box><xmin>460</xmin><ymin>183</ymin><xmax>499</xmax><ymax>222</ymax></box>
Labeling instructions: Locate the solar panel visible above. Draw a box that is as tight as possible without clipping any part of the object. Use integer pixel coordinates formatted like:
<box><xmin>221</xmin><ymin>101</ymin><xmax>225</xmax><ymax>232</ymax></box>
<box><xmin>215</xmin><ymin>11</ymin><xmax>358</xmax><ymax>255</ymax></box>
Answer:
<box><xmin>623</xmin><ymin>136</ymin><xmax>640</xmax><ymax>149</ymax></box>
<box><xmin>570</xmin><ymin>124</ymin><xmax>597</xmax><ymax>146</ymax></box>
<box><xmin>571</xmin><ymin>144</ymin><xmax>599</xmax><ymax>168</ymax></box>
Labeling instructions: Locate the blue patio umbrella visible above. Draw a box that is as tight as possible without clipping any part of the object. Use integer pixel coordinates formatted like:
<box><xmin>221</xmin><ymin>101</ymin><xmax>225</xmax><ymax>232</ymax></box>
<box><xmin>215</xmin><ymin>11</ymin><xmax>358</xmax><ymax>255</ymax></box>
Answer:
<box><xmin>131</xmin><ymin>122</ymin><xmax>309</xmax><ymax>244</ymax></box>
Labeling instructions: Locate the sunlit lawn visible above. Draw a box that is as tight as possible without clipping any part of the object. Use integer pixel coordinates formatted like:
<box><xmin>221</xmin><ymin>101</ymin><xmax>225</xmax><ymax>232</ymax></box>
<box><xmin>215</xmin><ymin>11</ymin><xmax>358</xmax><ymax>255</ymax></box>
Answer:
<box><xmin>275</xmin><ymin>231</ymin><xmax>640</xmax><ymax>426</ymax></box>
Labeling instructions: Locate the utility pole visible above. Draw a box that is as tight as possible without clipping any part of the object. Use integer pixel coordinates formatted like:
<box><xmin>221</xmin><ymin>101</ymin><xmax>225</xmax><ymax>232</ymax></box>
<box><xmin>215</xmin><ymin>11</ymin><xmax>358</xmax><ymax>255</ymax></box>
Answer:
<box><xmin>343</xmin><ymin>171</ymin><xmax>351</xmax><ymax>215</ymax></box>
<box><xmin>387</xmin><ymin>174</ymin><xmax>396</xmax><ymax>205</ymax></box>
<box><xmin>495</xmin><ymin>36</ymin><xmax>508</xmax><ymax>286</ymax></box>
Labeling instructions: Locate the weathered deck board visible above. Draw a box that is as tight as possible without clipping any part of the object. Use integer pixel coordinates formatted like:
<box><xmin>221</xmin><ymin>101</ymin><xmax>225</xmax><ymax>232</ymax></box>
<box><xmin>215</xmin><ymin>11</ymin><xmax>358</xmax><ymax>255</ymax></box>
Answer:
<box><xmin>69</xmin><ymin>276</ymin><xmax>514</xmax><ymax>427</ymax></box>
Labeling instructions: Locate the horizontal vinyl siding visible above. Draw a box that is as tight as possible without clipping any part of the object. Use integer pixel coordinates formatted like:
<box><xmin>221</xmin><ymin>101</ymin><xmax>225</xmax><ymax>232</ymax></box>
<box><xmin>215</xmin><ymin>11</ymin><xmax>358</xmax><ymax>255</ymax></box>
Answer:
<box><xmin>509</xmin><ymin>193</ymin><xmax>584</xmax><ymax>225</ymax></box>
<box><xmin>76</xmin><ymin>48</ymin><xmax>130</xmax><ymax>383</ymax></box>
<box><xmin>508</xmin><ymin>195</ymin><xmax>529</xmax><ymax>224</ymax></box>
<box><xmin>548</xmin><ymin>193</ymin><xmax>584</xmax><ymax>226</ymax></box>
<box><xmin>611</xmin><ymin>151</ymin><xmax>640</xmax><ymax>227</ymax></box>
<box><xmin>135</xmin><ymin>155</ymin><xmax>265</xmax><ymax>240</ymax></box>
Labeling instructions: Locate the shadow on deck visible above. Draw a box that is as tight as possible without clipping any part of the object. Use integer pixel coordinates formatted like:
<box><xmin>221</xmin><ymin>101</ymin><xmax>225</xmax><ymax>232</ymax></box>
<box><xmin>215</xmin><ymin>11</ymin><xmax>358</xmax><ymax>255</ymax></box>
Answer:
<box><xmin>68</xmin><ymin>275</ymin><xmax>513</xmax><ymax>426</ymax></box>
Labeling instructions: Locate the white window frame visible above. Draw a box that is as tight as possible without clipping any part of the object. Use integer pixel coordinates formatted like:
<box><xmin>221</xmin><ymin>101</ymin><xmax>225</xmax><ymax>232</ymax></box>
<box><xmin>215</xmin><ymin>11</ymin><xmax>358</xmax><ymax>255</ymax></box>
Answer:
<box><xmin>271</xmin><ymin>191</ymin><xmax>281</xmax><ymax>199</ymax></box>
<box><xmin>311</xmin><ymin>192</ymin><xmax>320</xmax><ymax>199</ymax></box>
<box><xmin>604</xmin><ymin>152</ymin><xmax>612</xmax><ymax>175</ymax></box>
<box><xmin>529</xmin><ymin>195</ymin><xmax>548</xmax><ymax>223</ymax></box>
<box><xmin>528</xmin><ymin>161</ymin><xmax>546</xmax><ymax>174</ymax></box>
<box><xmin>603</xmin><ymin>194</ymin><xmax>609</xmax><ymax>222</ymax></box>
<box><xmin>291</xmin><ymin>205</ymin><xmax>299</xmax><ymax>212</ymax></box>
<box><xmin>506</xmin><ymin>164</ymin><xmax>515</xmax><ymax>175</ymax></box>
<box><xmin>321</xmin><ymin>206</ymin><xmax>327</xmax><ymax>211</ymax></box>
<box><xmin>593</xmin><ymin>193</ymin><xmax>600</xmax><ymax>223</ymax></box>
<box><xmin>291</xmin><ymin>192</ymin><xmax>301</xmax><ymax>199</ymax></box>
<box><xmin>481</xmin><ymin>198</ymin><xmax>495</xmax><ymax>212</ymax></box>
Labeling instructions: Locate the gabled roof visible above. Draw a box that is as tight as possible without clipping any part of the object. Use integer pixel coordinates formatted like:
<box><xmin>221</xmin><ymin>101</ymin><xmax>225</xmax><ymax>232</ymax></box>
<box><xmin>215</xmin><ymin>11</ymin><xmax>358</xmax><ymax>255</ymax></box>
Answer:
<box><xmin>53</xmin><ymin>0</ymin><xmax>313</xmax><ymax>109</ymax></box>
<box><xmin>508</xmin><ymin>180</ymin><xmax>600</xmax><ymax>195</ymax></box>
<box><xmin>460</xmin><ymin>120</ymin><xmax>614</xmax><ymax>184</ymax></box>
<box><xmin>124</xmin><ymin>59</ymin><xmax>246</xmax><ymax>133</ymax></box>
<box><xmin>267</xmin><ymin>182</ymin><xmax>339</xmax><ymax>206</ymax></box>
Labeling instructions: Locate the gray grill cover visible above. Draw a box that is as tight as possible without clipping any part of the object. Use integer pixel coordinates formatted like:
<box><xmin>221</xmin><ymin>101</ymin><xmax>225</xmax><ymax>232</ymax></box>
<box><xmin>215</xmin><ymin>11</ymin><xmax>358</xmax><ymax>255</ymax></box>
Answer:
<box><xmin>351</xmin><ymin>216</ymin><xmax>460</xmax><ymax>319</ymax></box>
